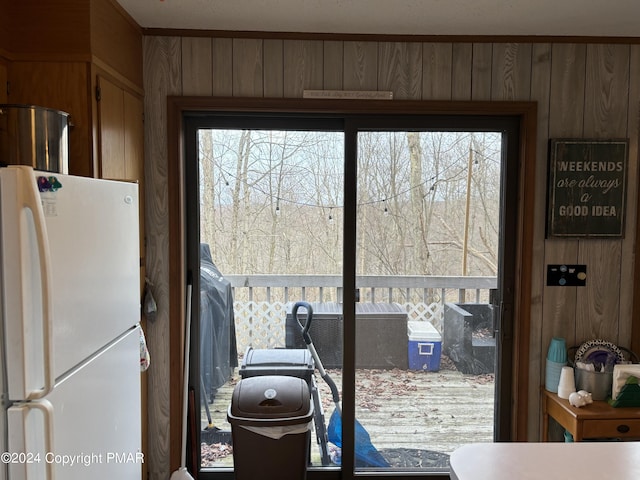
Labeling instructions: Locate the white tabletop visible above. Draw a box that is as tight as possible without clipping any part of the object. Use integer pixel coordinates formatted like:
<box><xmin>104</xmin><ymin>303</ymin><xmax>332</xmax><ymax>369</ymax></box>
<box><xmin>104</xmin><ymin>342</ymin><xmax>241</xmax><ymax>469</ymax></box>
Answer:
<box><xmin>450</xmin><ymin>442</ymin><xmax>640</xmax><ymax>480</ymax></box>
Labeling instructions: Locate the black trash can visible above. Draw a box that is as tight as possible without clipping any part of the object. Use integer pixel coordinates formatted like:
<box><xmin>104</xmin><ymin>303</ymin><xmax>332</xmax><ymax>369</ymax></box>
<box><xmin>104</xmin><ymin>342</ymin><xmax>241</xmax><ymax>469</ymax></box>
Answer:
<box><xmin>239</xmin><ymin>347</ymin><xmax>314</xmax><ymax>383</ymax></box>
<box><xmin>228</xmin><ymin>375</ymin><xmax>314</xmax><ymax>480</ymax></box>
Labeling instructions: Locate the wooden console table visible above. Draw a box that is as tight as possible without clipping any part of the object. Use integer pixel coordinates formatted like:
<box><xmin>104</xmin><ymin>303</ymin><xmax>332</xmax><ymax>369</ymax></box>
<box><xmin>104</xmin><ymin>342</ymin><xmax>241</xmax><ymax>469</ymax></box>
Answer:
<box><xmin>542</xmin><ymin>389</ymin><xmax>640</xmax><ymax>441</ymax></box>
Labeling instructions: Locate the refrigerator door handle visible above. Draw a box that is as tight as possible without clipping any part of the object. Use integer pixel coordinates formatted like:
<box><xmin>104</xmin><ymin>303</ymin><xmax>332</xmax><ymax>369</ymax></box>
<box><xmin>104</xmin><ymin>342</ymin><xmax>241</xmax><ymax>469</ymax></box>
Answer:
<box><xmin>16</xmin><ymin>166</ymin><xmax>55</xmax><ymax>399</ymax></box>
<box><xmin>8</xmin><ymin>399</ymin><xmax>56</xmax><ymax>480</ymax></box>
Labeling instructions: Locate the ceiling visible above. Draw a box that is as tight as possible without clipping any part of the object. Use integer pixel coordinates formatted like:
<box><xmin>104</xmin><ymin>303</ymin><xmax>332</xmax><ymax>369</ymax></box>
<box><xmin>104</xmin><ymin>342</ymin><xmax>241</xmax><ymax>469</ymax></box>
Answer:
<box><xmin>115</xmin><ymin>0</ymin><xmax>640</xmax><ymax>38</ymax></box>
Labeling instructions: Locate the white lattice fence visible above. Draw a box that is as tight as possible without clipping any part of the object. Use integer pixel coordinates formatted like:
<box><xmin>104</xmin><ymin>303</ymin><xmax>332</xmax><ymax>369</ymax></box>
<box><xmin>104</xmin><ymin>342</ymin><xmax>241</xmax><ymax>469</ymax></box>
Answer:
<box><xmin>233</xmin><ymin>301</ymin><xmax>444</xmax><ymax>352</ymax></box>
<box><xmin>234</xmin><ymin>301</ymin><xmax>288</xmax><ymax>351</ymax></box>
<box><xmin>402</xmin><ymin>302</ymin><xmax>444</xmax><ymax>331</ymax></box>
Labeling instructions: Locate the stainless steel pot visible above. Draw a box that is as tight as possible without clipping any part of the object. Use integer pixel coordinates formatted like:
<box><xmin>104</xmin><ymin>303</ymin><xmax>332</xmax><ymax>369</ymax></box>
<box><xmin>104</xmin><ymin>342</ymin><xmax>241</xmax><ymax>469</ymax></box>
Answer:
<box><xmin>0</xmin><ymin>104</ymin><xmax>70</xmax><ymax>174</ymax></box>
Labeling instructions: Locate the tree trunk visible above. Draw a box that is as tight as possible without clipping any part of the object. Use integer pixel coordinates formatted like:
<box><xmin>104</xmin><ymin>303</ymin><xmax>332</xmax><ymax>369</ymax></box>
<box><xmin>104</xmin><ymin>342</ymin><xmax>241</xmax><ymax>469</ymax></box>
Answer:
<box><xmin>406</xmin><ymin>132</ymin><xmax>428</xmax><ymax>274</ymax></box>
<box><xmin>200</xmin><ymin>131</ymin><xmax>215</xmax><ymax>249</ymax></box>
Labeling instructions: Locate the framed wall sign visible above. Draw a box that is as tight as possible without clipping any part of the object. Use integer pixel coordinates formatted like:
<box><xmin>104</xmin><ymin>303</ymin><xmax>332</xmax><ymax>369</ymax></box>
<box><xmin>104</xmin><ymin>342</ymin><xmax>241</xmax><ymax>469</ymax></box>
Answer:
<box><xmin>547</xmin><ymin>139</ymin><xmax>629</xmax><ymax>238</ymax></box>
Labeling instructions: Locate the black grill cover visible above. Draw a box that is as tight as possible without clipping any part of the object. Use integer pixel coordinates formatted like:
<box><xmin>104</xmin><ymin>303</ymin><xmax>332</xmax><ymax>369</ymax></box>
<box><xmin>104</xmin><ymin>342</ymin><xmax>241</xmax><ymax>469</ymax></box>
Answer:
<box><xmin>200</xmin><ymin>243</ymin><xmax>238</xmax><ymax>400</ymax></box>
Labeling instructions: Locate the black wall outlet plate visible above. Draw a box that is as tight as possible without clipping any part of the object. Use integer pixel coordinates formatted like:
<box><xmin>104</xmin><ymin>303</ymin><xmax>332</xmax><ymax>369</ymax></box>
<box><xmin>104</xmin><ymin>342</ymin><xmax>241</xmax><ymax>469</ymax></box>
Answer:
<box><xmin>546</xmin><ymin>264</ymin><xmax>587</xmax><ymax>286</ymax></box>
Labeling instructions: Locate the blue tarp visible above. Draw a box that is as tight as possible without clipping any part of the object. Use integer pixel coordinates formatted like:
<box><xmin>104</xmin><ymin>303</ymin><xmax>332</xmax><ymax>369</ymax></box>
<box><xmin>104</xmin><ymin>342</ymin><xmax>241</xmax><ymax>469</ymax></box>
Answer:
<box><xmin>327</xmin><ymin>408</ymin><xmax>390</xmax><ymax>468</ymax></box>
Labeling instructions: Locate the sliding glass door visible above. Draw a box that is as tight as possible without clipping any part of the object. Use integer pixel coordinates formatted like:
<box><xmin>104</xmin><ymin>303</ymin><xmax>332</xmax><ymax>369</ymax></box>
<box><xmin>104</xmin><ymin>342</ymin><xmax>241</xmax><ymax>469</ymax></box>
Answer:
<box><xmin>183</xmin><ymin>111</ymin><xmax>520</xmax><ymax>479</ymax></box>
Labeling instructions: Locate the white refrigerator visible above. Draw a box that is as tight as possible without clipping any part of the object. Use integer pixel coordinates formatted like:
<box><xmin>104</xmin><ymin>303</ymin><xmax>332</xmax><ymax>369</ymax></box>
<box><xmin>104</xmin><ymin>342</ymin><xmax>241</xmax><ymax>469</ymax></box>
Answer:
<box><xmin>0</xmin><ymin>166</ymin><xmax>142</xmax><ymax>479</ymax></box>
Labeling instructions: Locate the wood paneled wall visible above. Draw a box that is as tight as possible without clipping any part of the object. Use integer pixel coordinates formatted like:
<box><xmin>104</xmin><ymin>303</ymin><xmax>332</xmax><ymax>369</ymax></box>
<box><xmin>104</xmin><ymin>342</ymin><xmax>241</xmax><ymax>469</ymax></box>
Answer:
<box><xmin>143</xmin><ymin>36</ymin><xmax>640</xmax><ymax>479</ymax></box>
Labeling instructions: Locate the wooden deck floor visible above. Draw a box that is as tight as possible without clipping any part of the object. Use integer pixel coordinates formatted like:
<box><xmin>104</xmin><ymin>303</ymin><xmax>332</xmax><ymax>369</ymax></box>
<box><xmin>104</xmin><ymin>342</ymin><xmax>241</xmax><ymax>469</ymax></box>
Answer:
<box><xmin>201</xmin><ymin>361</ymin><xmax>494</xmax><ymax>469</ymax></box>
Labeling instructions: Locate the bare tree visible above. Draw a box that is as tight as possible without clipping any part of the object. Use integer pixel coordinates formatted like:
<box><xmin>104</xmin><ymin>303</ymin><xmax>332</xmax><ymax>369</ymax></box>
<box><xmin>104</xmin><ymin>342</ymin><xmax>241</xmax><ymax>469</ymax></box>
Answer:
<box><xmin>407</xmin><ymin>132</ymin><xmax>428</xmax><ymax>273</ymax></box>
<box><xmin>199</xmin><ymin>131</ymin><xmax>215</xmax><ymax>248</ymax></box>
<box><xmin>198</xmin><ymin>128</ymin><xmax>501</xmax><ymax>279</ymax></box>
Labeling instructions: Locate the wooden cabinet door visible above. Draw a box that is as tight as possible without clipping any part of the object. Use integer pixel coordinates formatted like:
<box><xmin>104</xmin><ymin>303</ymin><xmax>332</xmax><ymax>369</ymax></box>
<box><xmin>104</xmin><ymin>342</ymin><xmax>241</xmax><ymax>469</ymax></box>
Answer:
<box><xmin>97</xmin><ymin>75</ymin><xmax>144</xmax><ymax>181</ymax></box>
<box><xmin>0</xmin><ymin>62</ymin><xmax>7</xmax><ymax>103</ymax></box>
<box><xmin>124</xmin><ymin>89</ymin><xmax>144</xmax><ymax>182</ymax></box>
<box><xmin>97</xmin><ymin>74</ymin><xmax>126</xmax><ymax>180</ymax></box>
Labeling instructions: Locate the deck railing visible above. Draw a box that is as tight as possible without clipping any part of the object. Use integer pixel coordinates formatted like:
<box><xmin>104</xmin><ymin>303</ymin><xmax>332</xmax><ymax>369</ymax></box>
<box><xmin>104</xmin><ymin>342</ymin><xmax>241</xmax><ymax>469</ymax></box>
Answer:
<box><xmin>224</xmin><ymin>274</ymin><xmax>497</xmax><ymax>350</ymax></box>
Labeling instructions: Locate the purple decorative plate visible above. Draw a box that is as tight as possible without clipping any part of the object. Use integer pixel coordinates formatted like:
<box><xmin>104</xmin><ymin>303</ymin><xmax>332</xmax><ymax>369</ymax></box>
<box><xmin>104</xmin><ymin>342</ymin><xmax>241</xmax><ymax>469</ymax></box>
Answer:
<box><xmin>574</xmin><ymin>339</ymin><xmax>624</xmax><ymax>368</ymax></box>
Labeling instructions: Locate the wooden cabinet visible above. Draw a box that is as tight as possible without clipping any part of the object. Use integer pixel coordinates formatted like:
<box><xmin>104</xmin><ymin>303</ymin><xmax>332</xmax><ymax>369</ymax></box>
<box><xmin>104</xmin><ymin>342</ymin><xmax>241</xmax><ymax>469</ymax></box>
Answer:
<box><xmin>542</xmin><ymin>390</ymin><xmax>640</xmax><ymax>441</ymax></box>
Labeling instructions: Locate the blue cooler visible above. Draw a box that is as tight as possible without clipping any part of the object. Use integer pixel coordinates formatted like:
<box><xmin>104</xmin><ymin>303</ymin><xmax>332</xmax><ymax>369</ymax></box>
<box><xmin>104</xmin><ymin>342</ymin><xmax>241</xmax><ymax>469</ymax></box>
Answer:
<box><xmin>408</xmin><ymin>321</ymin><xmax>442</xmax><ymax>371</ymax></box>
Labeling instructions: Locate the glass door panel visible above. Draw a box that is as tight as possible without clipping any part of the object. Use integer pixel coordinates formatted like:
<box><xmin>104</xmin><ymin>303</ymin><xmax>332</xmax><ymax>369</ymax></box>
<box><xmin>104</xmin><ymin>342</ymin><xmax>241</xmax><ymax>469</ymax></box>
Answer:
<box><xmin>354</xmin><ymin>130</ymin><xmax>501</xmax><ymax>473</ymax></box>
<box><xmin>195</xmin><ymin>128</ymin><xmax>345</xmax><ymax>471</ymax></box>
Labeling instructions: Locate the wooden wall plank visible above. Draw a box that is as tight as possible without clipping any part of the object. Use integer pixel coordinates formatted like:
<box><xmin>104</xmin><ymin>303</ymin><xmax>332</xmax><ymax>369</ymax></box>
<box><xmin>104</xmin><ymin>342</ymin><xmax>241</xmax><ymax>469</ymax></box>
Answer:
<box><xmin>576</xmin><ymin>238</ymin><xmax>622</xmax><ymax>340</ymax></box>
<box><xmin>323</xmin><ymin>40</ymin><xmax>344</xmax><ymax>90</ymax></box>
<box><xmin>212</xmin><ymin>38</ymin><xmax>233</xmax><ymax>96</ymax></box>
<box><xmin>181</xmin><ymin>37</ymin><xmax>212</xmax><ymax>96</ymax></box>
<box><xmin>343</xmin><ymin>41</ymin><xmax>378</xmax><ymax>90</ymax></box>
<box><xmin>283</xmin><ymin>40</ymin><xmax>304</xmax><ymax>96</ymax></box>
<box><xmin>377</xmin><ymin>42</ymin><xmax>422</xmax><ymax>100</ymax></box>
<box><xmin>471</xmin><ymin>43</ymin><xmax>492</xmax><ymax>100</ymax></box>
<box><xmin>264</xmin><ymin>39</ymin><xmax>284</xmax><ymax>97</ymax></box>
<box><xmin>142</xmin><ymin>35</ymin><xmax>182</xmax><ymax>480</ymax></box>
<box><xmin>549</xmin><ymin>44</ymin><xmax>587</xmax><ymax>135</ymax></box>
<box><xmin>584</xmin><ymin>44</ymin><xmax>631</xmax><ymax>136</ymax></box>
<box><xmin>283</xmin><ymin>40</ymin><xmax>323</xmax><ymax>97</ymax></box>
<box><xmin>451</xmin><ymin>43</ymin><xmax>473</xmax><ymax>100</ymax></box>
<box><xmin>422</xmin><ymin>43</ymin><xmax>453</xmax><ymax>100</ymax></box>
<box><xmin>232</xmin><ymin>38</ymin><xmax>263</xmax><ymax>96</ymax></box>
<box><xmin>491</xmin><ymin>43</ymin><xmax>532</xmax><ymax>101</ymax></box>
